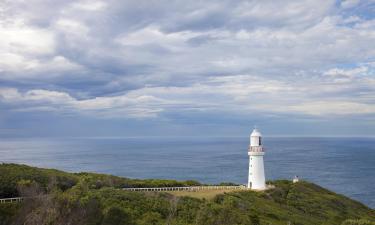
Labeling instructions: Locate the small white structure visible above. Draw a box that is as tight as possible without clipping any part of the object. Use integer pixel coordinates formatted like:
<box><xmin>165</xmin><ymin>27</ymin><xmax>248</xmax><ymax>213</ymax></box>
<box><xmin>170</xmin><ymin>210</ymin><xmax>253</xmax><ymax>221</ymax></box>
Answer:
<box><xmin>293</xmin><ymin>175</ymin><xmax>299</xmax><ymax>183</ymax></box>
<box><xmin>247</xmin><ymin>128</ymin><xmax>266</xmax><ymax>190</ymax></box>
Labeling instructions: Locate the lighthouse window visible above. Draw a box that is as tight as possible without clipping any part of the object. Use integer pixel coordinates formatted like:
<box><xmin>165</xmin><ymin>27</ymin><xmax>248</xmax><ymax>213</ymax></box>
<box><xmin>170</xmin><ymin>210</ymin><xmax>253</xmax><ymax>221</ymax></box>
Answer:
<box><xmin>259</xmin><ymin>137</ymin><xmax>262</xmax><ymax>145</ymax></box>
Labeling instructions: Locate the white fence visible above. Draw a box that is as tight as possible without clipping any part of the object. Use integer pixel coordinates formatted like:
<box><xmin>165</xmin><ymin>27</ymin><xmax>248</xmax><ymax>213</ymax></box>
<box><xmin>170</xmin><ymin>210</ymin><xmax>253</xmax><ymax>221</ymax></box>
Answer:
<box><xmin>123</xmin><ymin>185</ymin><xmax>247</xmax><ymax>192</ymax></box>
<box><xmin>0</xmin><ymin>197</ymin><xmax>23</xmax><ymax>203</ymax></box>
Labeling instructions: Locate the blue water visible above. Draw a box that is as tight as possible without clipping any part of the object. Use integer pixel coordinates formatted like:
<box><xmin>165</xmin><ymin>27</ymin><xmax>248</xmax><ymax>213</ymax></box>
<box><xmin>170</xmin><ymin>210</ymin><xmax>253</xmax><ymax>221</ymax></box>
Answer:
<box><xmin>0</xmin><ymin>137</ymin><xmax>374</xmax><ymax>208</ymax></box>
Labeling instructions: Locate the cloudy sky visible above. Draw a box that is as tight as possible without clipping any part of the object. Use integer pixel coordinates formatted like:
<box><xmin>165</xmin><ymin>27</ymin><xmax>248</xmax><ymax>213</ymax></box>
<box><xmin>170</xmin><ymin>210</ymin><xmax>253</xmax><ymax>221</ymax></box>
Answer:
<box><xmin>0</xmin><ymin>0</ymin><xmax>375</xmax><ymax>137</ymax></box>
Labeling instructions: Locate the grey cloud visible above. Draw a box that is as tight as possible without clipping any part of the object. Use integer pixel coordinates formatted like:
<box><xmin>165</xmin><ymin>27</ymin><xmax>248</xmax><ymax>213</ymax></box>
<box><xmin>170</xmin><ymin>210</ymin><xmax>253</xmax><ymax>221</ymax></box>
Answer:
<box><xmin>0</xmin><ymin>0</ymin><xmax>375</xmax><ymax>121</ymax></box>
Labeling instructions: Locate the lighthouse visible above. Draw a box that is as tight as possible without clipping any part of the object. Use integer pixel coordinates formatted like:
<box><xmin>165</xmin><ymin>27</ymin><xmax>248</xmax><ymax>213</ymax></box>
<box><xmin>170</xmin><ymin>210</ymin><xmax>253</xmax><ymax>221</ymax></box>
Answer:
<box><xmin>247</xmin><ymin>128</ymin><xmax>266</xmax><ymax>190</ymax></box>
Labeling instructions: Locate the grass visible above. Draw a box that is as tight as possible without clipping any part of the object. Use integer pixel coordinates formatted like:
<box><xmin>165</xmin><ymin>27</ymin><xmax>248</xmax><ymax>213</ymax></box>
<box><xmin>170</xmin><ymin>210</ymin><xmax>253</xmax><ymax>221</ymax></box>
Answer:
<box><xmin>166</xmin><ymin>189</ymin><xmax>242</xmax><ymax>200</ymax></box>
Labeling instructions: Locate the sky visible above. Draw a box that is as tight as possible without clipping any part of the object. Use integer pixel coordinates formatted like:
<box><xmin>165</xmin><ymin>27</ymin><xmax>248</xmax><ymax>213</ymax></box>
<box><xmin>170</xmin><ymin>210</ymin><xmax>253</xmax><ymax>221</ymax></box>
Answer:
<box><xmin>0</xmin><ymin>0</ymin><xmax>375</xmax><ymax>137</ymax></box>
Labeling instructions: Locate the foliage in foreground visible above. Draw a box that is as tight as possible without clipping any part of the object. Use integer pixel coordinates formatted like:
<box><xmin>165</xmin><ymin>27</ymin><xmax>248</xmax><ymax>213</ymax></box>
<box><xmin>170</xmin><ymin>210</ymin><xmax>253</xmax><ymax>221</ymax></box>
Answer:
<box><xmin>0</xmin><ymin>163</ymin><xmax>374</xmax><ymax>225</ymax></box>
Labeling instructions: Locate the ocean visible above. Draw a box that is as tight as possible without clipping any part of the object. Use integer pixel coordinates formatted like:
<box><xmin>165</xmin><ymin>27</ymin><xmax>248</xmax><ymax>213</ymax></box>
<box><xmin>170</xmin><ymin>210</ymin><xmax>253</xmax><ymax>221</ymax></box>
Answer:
<box><xmin>0</xmin><ymin>136</ymin><xmax>374</xmax><ymax>208</ymax></box>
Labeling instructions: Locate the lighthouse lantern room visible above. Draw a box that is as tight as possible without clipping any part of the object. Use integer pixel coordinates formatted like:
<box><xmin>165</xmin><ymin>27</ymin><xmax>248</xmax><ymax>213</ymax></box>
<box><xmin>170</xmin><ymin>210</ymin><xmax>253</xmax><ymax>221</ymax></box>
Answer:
<box><xmin>248</xmin><ymin>127</ymin><xmax>266</xmax><ymax>190</ymax></box>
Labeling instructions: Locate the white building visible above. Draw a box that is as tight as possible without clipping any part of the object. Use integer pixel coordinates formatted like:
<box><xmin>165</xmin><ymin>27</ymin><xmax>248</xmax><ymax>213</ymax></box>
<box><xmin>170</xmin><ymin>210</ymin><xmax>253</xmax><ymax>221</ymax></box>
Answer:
<box><xmin>248</xmin><ymin>128</ymin><xmax>266</xmax><ymax>190</ymax></box>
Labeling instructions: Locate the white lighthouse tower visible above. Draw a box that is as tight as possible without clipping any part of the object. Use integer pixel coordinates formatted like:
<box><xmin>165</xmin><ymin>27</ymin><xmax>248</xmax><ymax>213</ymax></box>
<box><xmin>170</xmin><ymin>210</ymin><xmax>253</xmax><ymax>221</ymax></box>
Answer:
<box><xmin>247</xmin><ymin>127</ymin><xmax>266</xmax><ymax>190</ymax></box>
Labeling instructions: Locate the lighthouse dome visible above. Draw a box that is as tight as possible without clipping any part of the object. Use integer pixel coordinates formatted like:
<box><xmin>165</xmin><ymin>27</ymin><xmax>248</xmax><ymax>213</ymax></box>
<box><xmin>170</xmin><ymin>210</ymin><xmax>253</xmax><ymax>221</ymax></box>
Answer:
<box><xmin>251</xmin><ymin>128</ymin><xmax>262</xmax><ymax>137</ymax></box>
<box><xmin>250</xmin><ymin>128</ymin><xmax>262</xmax><ymax>147</ymax></box>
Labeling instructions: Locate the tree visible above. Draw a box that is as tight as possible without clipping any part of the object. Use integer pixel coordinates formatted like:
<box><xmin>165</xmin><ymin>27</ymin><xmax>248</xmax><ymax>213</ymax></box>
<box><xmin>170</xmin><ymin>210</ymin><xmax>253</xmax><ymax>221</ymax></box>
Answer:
<box><xmin>250</xmin><ymin>214</ymin><xmax>260</xmax><ymax>225</ymax></box>
<box><xmin>137</xmin><ymin>212</ymin><xmax>163</xmax><ymax>225</ymax></box>
<box><xmin>102</xmin><ymin>206</ymin><xmax>132</xmax><ymax>225</ymax></box>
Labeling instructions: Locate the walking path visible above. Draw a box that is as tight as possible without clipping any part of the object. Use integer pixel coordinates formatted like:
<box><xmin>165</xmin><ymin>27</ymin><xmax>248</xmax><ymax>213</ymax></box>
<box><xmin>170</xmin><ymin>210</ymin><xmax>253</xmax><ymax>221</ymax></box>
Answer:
<box><xmin>0</xmin><ymin>185</ymin><xmax>247</xmax><ymax>204</ymax></box>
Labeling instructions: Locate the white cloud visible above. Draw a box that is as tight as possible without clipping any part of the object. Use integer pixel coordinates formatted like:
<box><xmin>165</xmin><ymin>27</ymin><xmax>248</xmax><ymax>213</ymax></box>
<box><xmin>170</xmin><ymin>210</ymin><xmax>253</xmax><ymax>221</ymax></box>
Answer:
<box><xmin>0</xmin><ymin>20</ymin><xmax>55</xmax><ymax>56</ymax></box>
<box><xmin>0</xmin><ymin>88</ymin><xmax>171</xmax><ymax>118</ymax></box>
<box><xmin>116</xmin><ymin>26</ymin><xmax>202</xmax><ymax>52</ymax></box>
<box><xmin>0</xmin><ymin>88</ymin><xmax>22</xmax><ymax>102</ymax></box>
<box><xmin>0</xmin><ymin>14</ymin><xmax>84</xmax><ymax>77</ymax></box>
<box><xmin>324</xmin><ymin>66</ymin><xmax>368</xmax><ymax>78</ymax></box>
<box><xmin>234</xmin><ymin>0</ymin><xmax>335</xmax><ymax>28</ymax></box>
<box><xmin>0</xmin><ymin>0</ymin><xmax>375</xmax><ymax>123</ymax></box>
<box><xmin>341</xmin><ymin>0</ymin><xmax>360</xmax><ymax>9</ymax></box>
<box><xmin>70</xmin><ymin>1</ymin><xmax>107</xmax><ymax>11</ymax></box>
<box><xmin>289</xmin><ymin>101</ymin><xmax>375</xmax><ymax>115</ymax></box>
<box><xmin>0</xmin><ymin>53</ymin><xmax>39</xmax><ymax>72</ymax></box>
<box><xmin>0</xmin><ymin>54</ymin><xmax>83</xmax><ymax>77</ymax></box>
<box><xmin>0</xmin><ymin>19</ymin><xmax>58</xmax><ymax>74</ymax></box>
<box><xmin>0</xmin><ymin>88</ymin><xmax>74</xmax><ymax>103</ymax></box>
<box><xmin>55</xmin><ymin>18</ymin><xmax>90</xmax><ymax>35</ymax></box>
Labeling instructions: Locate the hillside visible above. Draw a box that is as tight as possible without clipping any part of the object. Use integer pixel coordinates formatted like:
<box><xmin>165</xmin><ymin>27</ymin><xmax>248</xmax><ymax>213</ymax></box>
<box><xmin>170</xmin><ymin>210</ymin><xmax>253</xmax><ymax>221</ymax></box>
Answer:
<box><xmin>0</xmin><ymin>163</ymin><xmax>374</xmax><ymax>225</ymax></box>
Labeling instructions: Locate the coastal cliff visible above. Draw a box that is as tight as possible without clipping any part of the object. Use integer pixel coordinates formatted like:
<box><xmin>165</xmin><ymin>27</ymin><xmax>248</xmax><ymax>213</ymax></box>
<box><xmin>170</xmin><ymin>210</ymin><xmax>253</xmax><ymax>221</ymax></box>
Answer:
<box><xmin>0</xmin><ymin>163</ymin><xmax>374</xmax><ymax>225</ymax></box>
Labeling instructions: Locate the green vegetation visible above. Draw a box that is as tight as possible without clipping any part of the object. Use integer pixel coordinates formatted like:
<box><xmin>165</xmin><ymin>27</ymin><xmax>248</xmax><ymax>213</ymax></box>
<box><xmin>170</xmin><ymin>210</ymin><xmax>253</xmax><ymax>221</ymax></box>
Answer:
<box><xmin>0</xmin><ymin>163</ymin><xmax>374</xmax><ymax>225</ymax></box>
<box><xmin>166</xmin><ymin>189</ymin><xmax>239</xmax><ymax>200</ymax></box>
<box><xmin>0</xmin><ymin>163</ymin><xmax>200</xmax><ymax>198</ymax></box>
